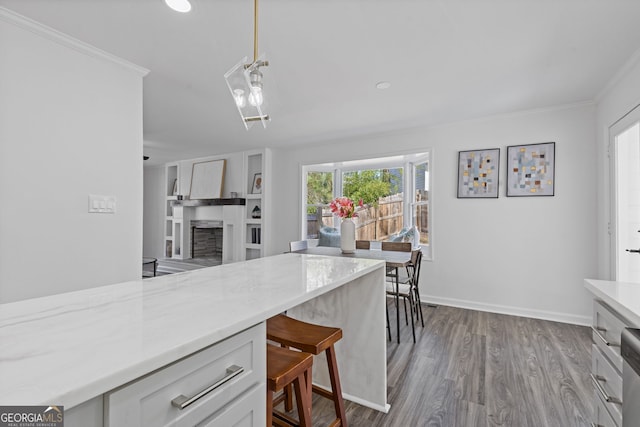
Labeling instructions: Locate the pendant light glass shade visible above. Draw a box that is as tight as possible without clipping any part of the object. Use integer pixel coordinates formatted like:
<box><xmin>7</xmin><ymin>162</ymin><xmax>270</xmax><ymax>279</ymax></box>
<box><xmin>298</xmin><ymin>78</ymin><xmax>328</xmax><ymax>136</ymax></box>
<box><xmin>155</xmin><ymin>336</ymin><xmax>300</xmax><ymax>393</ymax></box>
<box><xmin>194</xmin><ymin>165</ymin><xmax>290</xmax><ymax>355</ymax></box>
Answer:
<box><xmin>224</xmin><ymin>54</ymin><xmax>270</xmax><ymax>129</ymax></box>
<box><xmin>165</xmin><ymin>0</ymin><xmax>191</xmax><ymax>13</ymax></box>
<box><xmin>224</xmin><ymin>0</ymin><xmax>270</xmax><ymax>129</ymax></box>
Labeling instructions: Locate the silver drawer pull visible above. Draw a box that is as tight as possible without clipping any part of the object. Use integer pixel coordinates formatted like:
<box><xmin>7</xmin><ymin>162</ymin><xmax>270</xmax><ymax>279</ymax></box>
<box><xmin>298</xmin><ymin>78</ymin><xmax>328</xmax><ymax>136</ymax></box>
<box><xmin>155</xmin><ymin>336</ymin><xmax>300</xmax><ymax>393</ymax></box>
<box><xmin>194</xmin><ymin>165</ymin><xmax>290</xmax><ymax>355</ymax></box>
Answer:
<box><xmin>591</xmin><ymin>326</ymin><xmax>620</xmax><ymax>347</ymax></box>
<box><xmin>171</xmin><ymin>365</ymin><xmax>244</xmax><ymax>410</ymax></box>
<box><xmin>590</xmin><ymin>373</ymin><xmax>622</xmax><ymax>405</ymax></box>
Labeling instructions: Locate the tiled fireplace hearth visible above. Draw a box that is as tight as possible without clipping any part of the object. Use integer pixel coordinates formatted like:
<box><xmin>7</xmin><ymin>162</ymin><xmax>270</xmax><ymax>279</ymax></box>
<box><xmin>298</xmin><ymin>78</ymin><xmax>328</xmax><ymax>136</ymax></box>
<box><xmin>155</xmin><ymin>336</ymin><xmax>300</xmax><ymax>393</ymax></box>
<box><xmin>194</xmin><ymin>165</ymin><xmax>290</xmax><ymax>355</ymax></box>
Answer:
<box><xmin>191</xmin><ymin>220</ymin><xmax>223</xmax><ymax>259</ymax></box>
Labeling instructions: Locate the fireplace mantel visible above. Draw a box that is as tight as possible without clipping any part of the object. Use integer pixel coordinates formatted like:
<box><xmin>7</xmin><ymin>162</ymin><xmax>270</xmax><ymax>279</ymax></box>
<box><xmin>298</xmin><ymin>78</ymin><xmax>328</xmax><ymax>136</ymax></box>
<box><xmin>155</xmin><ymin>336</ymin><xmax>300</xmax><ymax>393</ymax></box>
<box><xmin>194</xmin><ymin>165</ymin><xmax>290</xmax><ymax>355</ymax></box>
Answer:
<box><xmin>171</xmin><ymin>198</ymin><xmax>246</xmax><ymax>207</ymax></box>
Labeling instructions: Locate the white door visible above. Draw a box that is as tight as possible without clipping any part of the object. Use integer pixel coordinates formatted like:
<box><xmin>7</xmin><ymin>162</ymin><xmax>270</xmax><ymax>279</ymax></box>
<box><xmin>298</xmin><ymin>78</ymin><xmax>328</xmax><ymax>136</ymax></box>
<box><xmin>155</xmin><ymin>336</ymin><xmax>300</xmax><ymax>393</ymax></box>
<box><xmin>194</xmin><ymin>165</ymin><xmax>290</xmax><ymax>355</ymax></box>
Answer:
<box><xmin>611</xmin><ymin>105</ymin><xmax>640</xmax><ymax>282</ymax></box>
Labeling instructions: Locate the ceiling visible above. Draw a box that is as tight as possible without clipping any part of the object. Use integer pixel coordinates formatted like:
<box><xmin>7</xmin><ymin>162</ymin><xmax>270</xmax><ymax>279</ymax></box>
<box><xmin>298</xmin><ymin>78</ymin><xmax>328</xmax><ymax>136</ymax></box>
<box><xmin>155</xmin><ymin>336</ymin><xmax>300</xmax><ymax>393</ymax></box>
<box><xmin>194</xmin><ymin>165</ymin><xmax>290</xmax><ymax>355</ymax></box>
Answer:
<box><xmin>3</xmin><ymin>0</ymin><xmax>640</xmax><ymax>165</ymax></box>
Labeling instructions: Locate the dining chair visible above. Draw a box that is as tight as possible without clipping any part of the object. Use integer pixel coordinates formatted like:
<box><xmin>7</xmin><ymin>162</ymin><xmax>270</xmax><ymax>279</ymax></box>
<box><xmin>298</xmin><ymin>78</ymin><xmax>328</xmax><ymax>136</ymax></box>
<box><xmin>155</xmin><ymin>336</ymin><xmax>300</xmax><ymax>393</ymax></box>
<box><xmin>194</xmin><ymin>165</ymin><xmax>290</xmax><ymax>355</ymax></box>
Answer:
<box><xmin>385</xmin><ymin>246</ymin><xmax>421</xmax><ymax>343</ymax></box>
<box><xmin>381</xmin><ymin>241</ymin><xmax>412</xmax><ymax>252</ymax></box>
<box><xmin>356</xmin><ymin>240</ymin><xmax>411</xmax><ymax>252</ymax></box>
<box><xmin>289</xmin><ymin>240</ymin><xmax>308</xmax><ymax>252</ymax></box>
<box><xmin>355</xmin><ymin>240</ymin><xmax>370</xmax><ymax>249</ymax></box>
<box><xmin>411</xmin><ymin>250</ymin><xmax>425</xmax><ymax>327</ymax></box>
<box><xmin>379</xmin><ymin>241</ymin><xmax>413</xmax><ymax>342</ymax></box>
<box><xmin>380</xmin><ymin>241</ymin><xmax>411</xmax><ymax>278</ymax></box>
<box><xmin>387</xmin><ymin>249</ymin><xmax>425</xmax><ymax>327</ymax></box>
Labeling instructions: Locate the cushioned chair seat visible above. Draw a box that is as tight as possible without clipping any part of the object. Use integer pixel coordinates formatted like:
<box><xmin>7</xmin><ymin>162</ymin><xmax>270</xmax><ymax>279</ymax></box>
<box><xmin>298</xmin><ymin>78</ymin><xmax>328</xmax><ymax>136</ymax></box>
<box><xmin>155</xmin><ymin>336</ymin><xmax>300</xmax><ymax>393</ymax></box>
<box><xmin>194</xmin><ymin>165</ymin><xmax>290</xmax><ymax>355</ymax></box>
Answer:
<box><xmin>317</xmin><ymin>226</ymin><xmax>341</xmax><ymax>247</ymax></box>
<box><xmin>385</xmin><ymin>282</ymin><xmax>412</xmax><ymax>296</ymax></box>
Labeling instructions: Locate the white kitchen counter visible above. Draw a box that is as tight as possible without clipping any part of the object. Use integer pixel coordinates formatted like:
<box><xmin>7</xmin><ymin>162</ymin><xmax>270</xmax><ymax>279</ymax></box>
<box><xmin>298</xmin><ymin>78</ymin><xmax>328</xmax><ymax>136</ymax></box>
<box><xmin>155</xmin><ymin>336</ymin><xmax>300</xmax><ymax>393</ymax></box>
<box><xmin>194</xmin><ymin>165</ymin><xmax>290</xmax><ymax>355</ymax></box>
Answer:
<box><xmin>0</xmin><ymin>253</ymin><xmax>386</xmax><ymax>410</ymax></box>
<box><xmin>584</xmin><ymin>278</ymin><xmax>640</xmax><ymax>326</ymax></box>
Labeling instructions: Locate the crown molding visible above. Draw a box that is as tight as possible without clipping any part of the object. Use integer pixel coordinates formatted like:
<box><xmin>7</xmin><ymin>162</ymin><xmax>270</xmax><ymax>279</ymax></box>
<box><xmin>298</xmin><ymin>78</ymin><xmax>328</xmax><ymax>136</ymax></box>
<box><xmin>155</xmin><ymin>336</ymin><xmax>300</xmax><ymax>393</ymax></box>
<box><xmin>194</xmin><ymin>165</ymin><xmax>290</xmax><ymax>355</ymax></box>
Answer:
<box><xmin>595</xmin><ymin>46</ymin><xmax>640</xmax><ymax>103</ymax></box>
<box><xmin>0</xmin><ymin>6</ymin><xmax>149</xmax><ymax>77</ymax></box>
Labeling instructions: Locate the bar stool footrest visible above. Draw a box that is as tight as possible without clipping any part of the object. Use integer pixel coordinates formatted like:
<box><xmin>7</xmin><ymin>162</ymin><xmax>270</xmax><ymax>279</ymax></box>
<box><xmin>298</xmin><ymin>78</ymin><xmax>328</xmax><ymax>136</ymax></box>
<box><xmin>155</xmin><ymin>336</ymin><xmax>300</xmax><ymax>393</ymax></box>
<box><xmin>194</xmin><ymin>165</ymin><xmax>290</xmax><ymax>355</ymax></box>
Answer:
<box><xmin>273</xmin><ymin>409</ymin><xmax>302</xmax><ymax>427</ymax></box>
<box><xmin>312</xmin><ymin>384</ymin><xmax>335</xmax><ymax>400</ymax></box>
<box><xmin>272</xmin><ymin>391</ymin><xmax>289</xmax><ymax>409</ymax></box>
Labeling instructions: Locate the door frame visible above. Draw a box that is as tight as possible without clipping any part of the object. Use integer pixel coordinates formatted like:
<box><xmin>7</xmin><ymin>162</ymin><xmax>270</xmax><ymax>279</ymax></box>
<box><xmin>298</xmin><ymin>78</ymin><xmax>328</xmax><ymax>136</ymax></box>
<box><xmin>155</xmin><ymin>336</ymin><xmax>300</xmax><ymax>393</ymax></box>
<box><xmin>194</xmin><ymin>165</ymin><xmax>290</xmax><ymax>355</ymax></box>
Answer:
<box><xmin>609</xmin><ymin>104</ymin><xmax>640</xmax><ymax>280</ymax></box>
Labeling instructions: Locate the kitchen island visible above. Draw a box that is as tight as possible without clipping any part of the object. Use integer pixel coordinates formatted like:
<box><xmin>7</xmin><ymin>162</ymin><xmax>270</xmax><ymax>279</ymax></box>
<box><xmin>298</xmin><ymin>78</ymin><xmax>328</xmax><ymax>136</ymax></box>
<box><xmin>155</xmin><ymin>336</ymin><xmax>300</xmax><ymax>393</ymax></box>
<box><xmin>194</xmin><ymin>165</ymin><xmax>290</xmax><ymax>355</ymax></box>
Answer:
<box><xmin>0</xmin><ymin>253</ymin><xmax>387</xmax><ymax>426</ymax></box>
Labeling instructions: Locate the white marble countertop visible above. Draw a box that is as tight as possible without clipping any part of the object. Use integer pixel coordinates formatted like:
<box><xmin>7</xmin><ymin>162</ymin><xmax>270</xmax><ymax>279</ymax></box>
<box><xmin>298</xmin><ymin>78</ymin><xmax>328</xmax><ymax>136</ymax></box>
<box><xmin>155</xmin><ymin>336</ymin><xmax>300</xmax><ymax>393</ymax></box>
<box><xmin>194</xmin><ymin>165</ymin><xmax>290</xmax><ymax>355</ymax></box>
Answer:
<box><xmin>584</xmin><ymin>278</ymin><xmax>640</xmax><ymax>326</ymax></box>
<box><xmin>0</xmin><ymin>253</ymin><xmax>384</xmax><ymax>408</ymax></box>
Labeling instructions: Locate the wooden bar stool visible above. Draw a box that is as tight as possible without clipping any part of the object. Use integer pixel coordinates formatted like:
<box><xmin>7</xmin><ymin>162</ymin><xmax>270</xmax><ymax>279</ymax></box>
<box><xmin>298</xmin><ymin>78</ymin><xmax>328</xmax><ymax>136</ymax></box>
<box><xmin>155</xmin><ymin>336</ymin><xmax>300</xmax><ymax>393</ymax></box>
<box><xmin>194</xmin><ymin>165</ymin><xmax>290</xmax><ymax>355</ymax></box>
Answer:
<box><xmin>267</xmin><ymin>314</ymin><xmax>347</xmax><ymax>427</ymax></box>
<box><xmin>267</xmin><ymin>344</ymin><xmax>313</xmax><ymax>427</ymax></box>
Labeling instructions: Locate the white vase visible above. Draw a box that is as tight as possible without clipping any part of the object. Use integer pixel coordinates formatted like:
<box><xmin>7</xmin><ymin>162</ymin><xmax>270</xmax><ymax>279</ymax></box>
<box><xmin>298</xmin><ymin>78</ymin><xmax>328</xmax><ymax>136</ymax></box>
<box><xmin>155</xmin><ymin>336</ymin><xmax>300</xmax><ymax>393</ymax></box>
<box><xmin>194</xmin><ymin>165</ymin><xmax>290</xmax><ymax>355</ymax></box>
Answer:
<box><xmin>340</xmin><ymin>218</ymin><xmax>356</xmax><ymax>254</ymax></box>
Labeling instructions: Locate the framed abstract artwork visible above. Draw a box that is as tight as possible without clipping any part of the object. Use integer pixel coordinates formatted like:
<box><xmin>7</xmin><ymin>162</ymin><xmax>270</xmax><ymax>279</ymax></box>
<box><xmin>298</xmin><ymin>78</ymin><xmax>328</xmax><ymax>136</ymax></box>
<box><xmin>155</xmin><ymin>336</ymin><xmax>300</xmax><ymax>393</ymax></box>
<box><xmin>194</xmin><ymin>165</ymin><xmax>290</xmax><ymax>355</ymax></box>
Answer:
<box><xmin>506</xmin><ymin>142</ymin><xmax>555</xmax><ymax>197</ymax></box>
<box><xmin>457</xmin><ymin>148</ymin><xmax>500</xmax><ymax>198</ymax></box>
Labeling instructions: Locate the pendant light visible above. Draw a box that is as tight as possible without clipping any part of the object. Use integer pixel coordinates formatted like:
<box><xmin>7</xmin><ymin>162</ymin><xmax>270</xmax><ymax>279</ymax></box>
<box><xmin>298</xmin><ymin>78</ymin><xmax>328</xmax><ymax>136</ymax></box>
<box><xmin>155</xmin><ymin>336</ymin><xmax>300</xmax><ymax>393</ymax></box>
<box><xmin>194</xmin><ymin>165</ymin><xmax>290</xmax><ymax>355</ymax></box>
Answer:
<box><xmin>165</xmin><ymin>0</ymin><xmax>191</xmax><ymax>13</ymax></box>
<box><xmin>224</xmin><ymin>0</ymin><xmax>270</xmax><ymax>129</ymax></box>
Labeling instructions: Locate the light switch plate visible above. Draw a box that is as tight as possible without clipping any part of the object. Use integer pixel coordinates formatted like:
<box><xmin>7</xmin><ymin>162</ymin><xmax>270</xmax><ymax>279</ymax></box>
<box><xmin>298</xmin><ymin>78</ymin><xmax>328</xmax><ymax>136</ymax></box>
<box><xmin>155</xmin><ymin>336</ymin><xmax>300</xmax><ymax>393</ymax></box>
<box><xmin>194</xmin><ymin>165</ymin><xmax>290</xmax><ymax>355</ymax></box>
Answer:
<box><xmin>89</xmin><ymin>195</ymin><xmax>116</xmax><ymax>214</ymax></box>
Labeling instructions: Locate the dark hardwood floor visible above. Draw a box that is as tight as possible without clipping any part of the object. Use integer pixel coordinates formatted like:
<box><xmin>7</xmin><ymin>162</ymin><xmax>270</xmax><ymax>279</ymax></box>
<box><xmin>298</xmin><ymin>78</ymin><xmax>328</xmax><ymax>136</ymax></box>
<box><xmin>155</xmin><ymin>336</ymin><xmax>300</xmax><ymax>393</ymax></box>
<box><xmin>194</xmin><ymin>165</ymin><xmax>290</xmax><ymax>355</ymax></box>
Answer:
<box><xmin>279</xmin><ymin>303</ymin><xmax>593</xmax><ymax>427</ymax></box>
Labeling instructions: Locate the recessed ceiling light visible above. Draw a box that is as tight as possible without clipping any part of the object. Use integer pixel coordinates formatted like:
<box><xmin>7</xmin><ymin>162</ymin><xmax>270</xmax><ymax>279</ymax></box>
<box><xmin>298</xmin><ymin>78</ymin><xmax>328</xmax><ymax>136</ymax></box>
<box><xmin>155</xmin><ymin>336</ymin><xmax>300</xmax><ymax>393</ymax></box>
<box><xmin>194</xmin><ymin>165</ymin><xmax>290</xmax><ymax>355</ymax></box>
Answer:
<box><xmin>376</xmin><ymin>81</ymin><xmax>391</xmax><ymax>90</ymax></box>
<box><xmin>165</xmin><ymin>0</ymin><xmax>192</xmax><ymax>13</ymax></box>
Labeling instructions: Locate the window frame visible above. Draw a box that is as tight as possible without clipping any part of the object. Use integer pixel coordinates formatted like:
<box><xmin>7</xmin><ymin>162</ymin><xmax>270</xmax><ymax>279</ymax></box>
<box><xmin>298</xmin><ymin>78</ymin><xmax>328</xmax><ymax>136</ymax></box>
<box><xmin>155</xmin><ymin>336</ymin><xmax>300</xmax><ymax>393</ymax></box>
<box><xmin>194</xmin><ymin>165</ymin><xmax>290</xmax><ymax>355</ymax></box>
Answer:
<box><xmin>301</xmin><ymin>150</ymin><xmax>433</xmax><ymax>259</ymax></box>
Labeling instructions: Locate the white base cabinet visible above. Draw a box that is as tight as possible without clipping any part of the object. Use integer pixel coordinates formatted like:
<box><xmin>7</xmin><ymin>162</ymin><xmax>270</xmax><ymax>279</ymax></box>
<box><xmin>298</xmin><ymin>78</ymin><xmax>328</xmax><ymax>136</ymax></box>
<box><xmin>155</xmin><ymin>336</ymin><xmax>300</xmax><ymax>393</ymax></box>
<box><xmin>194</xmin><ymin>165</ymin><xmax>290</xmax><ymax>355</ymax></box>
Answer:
<box><xmin>198</xmin><ymin>383</ymin><xmax>263</xmax><ymax>427</ymax></box>
<box><xmin>66</xmin><ymin>396</ymin><xmax>103</xmax><ymax>427</ymax></box>
<box><xmin>105</xmin><ymin>323</ymin><xmax>265</xmax><ymax>427</ymax></box>
<box><xmin>65</xmin><ymin>323</ymin><xmax>265</xmax><ymax>427</ymax></box>
<box><xmin>591</xmin><ymin>300</ymin><xmax>628</xmax><ymax>427</ymax></box>
<box><xmin>594</xmin><ymin>387</ymin><xmax>620</xmax><ymax>427</ymax></box>
<box><xmin>592</xmin><ymin>343</ymin><xmax>623</xmax><ymax>426</ymax></box>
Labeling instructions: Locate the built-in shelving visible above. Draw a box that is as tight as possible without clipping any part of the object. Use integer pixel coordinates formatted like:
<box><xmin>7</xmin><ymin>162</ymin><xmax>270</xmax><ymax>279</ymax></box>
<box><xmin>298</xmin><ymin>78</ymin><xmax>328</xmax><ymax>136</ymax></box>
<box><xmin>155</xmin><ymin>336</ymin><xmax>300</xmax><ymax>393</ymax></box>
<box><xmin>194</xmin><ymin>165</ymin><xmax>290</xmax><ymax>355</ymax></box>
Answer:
<box><xmin>243</xmin><ymin>149</ymin><xmax>270</xmax><ymax>260</ymax></box>
<box><xmin>162</xmin><ymin>151</ymin><xmax>269</xmax><ymax>263</ymax></box>
<box><xmin>164</xmin><ymin>163</ymin><xmax>179</xmax><ymax>258</ymax></box>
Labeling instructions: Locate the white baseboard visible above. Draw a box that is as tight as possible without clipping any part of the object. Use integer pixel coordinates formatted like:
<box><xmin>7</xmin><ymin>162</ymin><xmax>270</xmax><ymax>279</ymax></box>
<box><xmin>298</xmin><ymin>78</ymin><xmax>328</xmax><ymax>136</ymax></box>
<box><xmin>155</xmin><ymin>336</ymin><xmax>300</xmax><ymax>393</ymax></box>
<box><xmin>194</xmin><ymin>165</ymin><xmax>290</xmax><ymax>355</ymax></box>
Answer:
<box><xmin>313</xmin><ymin>383</ymin><xmax>390</xmax><ymax>413</ymax></box>
<box><xmin>342</xmin><ymin>392</ymin><xmax>390</xmax><ymax>413</ymax></box>
<box><xmin>420</xmin><ymin>295</ymin><xmax>591</xmax><ymax>326</ymax></box>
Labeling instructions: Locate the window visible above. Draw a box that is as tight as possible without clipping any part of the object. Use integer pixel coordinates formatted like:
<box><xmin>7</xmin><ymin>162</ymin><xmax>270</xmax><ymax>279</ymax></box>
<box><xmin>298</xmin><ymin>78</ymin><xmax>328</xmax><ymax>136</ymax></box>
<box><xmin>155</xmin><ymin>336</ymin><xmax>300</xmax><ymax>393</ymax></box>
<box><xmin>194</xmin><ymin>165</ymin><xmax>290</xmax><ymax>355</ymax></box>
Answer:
<box><xmin>343</xmin><ymin>167</ymin><xmax>404</xmax><ymax>240</ymax></box>
<box><xmin>411</xmin><ymin>161</ymin><xmax>429</xmax><ymax>246</ymax></box>
<box><xmin>302</xmin><ymin>152</ymin><xmax>432</xmax><ymax>258</ymax></box>
<box><xmin>305</xmin><ymin>170</ymin><xmax>334</xmax><ymax>238</ymax></box>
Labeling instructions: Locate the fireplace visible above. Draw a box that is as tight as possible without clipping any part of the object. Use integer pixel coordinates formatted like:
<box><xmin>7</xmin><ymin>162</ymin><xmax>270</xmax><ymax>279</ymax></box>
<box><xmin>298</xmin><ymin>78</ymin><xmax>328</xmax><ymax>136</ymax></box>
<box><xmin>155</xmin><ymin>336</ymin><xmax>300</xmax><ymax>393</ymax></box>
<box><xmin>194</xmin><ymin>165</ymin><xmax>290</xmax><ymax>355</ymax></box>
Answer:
<box><xmin>190</xmin><ymin>220</ymin><xmax>223</xmax><ymax>260</ymax></box>
<box><xmin>170</xmin><ymin>204</ymin><xmax>243</xmax><ymax>264</ymax></box>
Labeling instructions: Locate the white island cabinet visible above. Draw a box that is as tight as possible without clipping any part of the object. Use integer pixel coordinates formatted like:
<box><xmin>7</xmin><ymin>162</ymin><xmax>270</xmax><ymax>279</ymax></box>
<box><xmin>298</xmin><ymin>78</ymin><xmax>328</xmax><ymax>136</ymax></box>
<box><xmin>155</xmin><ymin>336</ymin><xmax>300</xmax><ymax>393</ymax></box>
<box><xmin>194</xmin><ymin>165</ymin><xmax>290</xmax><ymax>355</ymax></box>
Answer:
<box><xmin>0</xmin><ymin>253</ymin><xmax>387</xmax><ymax>426</ymax></box>
<box><xmin>104</xmin><ymin>324</ymin><xmax>265</xmax><ymax>427</ymax></box>
<box><xmin>584</xmin><ymin>279</ymin><xmax>640</xmax><ymax>427</ymax></box>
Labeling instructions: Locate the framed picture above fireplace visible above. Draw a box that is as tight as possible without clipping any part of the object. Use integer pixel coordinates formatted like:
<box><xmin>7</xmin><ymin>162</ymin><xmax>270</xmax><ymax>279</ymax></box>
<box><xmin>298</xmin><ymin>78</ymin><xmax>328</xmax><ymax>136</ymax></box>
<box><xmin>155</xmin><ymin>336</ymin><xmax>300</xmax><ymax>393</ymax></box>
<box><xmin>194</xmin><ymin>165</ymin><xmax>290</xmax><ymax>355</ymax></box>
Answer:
<box><xmin>189</xmin><ymin>159</ymin><xmax>226</xmax><ymax>199</ymax></box>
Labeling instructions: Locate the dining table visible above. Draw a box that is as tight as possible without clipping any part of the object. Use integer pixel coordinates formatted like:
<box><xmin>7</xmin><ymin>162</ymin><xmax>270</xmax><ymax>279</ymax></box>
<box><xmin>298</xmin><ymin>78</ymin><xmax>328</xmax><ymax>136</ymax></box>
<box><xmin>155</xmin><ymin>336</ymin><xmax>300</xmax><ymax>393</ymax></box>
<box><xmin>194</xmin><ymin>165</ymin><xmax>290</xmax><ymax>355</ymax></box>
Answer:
<box><xmin>291</xmin><ymin>245</ymin><xmax>412</xmax><ymax>343</ymax></box>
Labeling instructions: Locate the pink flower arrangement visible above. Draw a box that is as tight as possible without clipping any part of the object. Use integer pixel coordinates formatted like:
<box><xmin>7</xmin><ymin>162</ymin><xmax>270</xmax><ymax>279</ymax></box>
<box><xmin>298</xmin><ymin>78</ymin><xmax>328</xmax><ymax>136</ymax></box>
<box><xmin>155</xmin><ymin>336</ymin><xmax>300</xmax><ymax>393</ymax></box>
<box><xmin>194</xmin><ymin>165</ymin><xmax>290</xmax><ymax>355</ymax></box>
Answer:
<box><xmin>329</xmin><ymin>197</ymin><xmax>363</xmax><ymax>219</ymax></box>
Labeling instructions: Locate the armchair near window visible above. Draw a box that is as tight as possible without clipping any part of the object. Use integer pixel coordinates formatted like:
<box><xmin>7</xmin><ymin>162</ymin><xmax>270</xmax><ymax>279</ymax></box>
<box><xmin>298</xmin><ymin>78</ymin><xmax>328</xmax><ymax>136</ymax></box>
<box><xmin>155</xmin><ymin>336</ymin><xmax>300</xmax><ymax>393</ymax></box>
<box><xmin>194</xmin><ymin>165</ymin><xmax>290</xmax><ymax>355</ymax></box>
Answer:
<box><xmin>317</xmin><ymin>226</ymin><xmax>341</xmax><ymax>247</ymax></box>
<box><xmin>388</xmin><ymin>225</ymin><xmax>421</xmax><ymax>249</ymax></box>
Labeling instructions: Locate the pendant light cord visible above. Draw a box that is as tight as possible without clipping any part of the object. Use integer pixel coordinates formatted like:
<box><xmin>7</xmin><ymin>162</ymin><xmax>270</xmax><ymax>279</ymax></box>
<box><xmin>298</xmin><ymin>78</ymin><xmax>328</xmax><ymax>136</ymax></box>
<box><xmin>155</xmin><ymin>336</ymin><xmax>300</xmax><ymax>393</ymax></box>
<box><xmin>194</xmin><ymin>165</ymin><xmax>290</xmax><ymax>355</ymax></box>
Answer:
<box><xmin>253</xmin><ymin>0</ymin><xmax>259</xmax><ymax>63</ymax></box>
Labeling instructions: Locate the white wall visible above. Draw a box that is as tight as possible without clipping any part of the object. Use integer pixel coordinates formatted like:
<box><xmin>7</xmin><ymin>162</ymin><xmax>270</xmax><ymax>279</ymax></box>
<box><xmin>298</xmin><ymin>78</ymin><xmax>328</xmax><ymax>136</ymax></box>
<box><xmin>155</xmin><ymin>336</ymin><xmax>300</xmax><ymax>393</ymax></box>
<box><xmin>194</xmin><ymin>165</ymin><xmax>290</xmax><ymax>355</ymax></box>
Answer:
<box><xmin>143</xmin><ymin>165</ymin><xmax>165</xmax><ymax>259</ymax></box>
<box><xmin>0</xmin><ymin>9</ymin><xmax>147</xmax><ymax>302</ymax></box>
<box><xmin>595</xmin><ymin>54</ymin><xmax>640</xmax><ymax>279</ymax></box>
<box><xmin>272</xmin><ymin>104</ymin><xmax>598</xmax><ymax>325</ymax></box>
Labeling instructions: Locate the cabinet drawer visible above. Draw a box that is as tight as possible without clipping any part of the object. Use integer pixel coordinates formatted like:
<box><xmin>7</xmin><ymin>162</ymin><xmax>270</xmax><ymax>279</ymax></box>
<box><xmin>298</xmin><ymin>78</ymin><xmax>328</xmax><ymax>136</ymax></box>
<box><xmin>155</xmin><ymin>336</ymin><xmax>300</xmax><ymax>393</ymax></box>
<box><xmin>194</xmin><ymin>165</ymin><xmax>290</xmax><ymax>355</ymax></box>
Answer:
<box><xmin>198</xmin><ymin>383</ymin><xmax>264</xmax><ymax>427</ymax></box>
<box><xmin>594</xmin><ymin>390</ymin><xmax>619</xmax><ymax>427</ymax></box>
<box><xmin>105</xmin><ymin>323</ymin><xmax>266</xmax><ymax>427</ymax></box>
<box><xmin>593</xmin><ymin>300</ymin><xmax>627</xmax><ymax>372</ymax></box>
<box><xmin>592</xmin><ymin>344</ymin><xmax>622</xmax><ymax>426</ymax></box>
